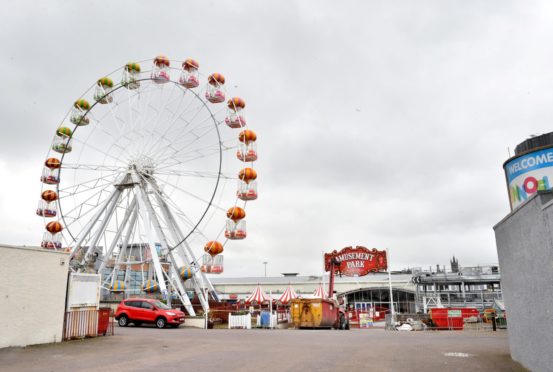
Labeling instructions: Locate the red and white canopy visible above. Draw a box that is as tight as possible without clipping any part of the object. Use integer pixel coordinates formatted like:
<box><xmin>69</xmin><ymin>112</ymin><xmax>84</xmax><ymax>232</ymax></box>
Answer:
<box><xmin>278</xmin><ymin>284</ymin><xmax>298</xmax><ymax>304</ymax></box>
<box><xmin>313</xmin><ymin>283</ymin><xmax>328</xmax><ymax>299</ymax></box>
<box><xmin>245</xmin><ymin>284</ymin><xmax>269</xmax><ymax>304</ymax></box>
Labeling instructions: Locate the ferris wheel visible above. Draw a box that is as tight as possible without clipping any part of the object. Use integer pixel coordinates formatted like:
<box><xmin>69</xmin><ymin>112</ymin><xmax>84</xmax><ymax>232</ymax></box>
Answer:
<box><xmin>36</xmin><ymin>56</ymin><xmax>259</xmax><ymax>315</ymax></box>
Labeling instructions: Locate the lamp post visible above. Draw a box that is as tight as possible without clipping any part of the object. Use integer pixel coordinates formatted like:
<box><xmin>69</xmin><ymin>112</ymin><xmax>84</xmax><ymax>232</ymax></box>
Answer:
<box><xmin>263</xmin><ymin>261</ymin><xmax>268</xmax><ymax>277</ymax></box>
<box><xmin>386</xmin><ymin>248</ymin><xmax>395</xmax><ymax>325</ymax></box>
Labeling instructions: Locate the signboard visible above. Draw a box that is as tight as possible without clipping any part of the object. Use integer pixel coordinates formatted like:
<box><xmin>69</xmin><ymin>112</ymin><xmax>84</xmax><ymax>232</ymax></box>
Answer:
<box><xmin>504</xmin><ymin>147</ymin><xmax>553</xmax><ymax>210</ymax></box>
<box><xmin>324</xmin><ymin>246</ymin><xmax>387</xmax><ymax>276</ymax></box>
<box><xmin>359</xmin><ymin>313</ymin><xmax>373</xmax><ymax>328</ymax></box>
<box><xmin>67</xmin><ymin>273</ymin><xmax>101</xmax><ymax>309</ymax></box>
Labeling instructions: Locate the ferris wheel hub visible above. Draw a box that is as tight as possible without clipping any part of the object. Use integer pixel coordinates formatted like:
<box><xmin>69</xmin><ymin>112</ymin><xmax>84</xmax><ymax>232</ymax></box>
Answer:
<box><xmin>128</xmin><ymin>155</ymin><xmax>155</xmax><ymax>175</ymax></box>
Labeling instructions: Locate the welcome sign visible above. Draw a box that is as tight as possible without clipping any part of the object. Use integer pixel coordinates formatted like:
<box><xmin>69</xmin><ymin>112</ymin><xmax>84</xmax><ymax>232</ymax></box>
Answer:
<box><xmin>504</xmin><ymin>147</ymin><xmax>553</xmax><ymax>209</ymax></box>
<box><xmin>324</xmin><ymin>246</ymin><xmax>387</xmax><ymax>276</ymax></box>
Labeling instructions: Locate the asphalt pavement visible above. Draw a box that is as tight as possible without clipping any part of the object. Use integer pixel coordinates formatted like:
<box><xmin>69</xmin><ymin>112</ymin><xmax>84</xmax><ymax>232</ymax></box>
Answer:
<box><xmin>0</xmin><ymin>327</ymin><xmax>526</xmax><ymax>372</ymax></box>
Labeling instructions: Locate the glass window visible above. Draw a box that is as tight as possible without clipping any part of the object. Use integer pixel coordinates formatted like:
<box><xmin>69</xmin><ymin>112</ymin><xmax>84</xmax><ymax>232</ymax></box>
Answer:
<box><xmin>152</xmin><ymin>300</ymin><xmax>171</xmax><ymax>310</ymax></box>
<box><xmin>141</xmin><ymin>302</ymin><xmax>154</xmax><ymax>310</ymax></box>
<box><xmin>125</xmin><ymin>300</ymin><xmax>140</xmax><ymax>308</ymax></box>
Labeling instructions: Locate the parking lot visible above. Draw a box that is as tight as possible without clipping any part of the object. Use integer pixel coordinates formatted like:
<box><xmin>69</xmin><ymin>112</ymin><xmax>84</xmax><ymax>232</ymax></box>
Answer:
<box><xmin>0</xmin><ymin>327</ymin><xmax>524</xmax><ymax>371</ymax></box>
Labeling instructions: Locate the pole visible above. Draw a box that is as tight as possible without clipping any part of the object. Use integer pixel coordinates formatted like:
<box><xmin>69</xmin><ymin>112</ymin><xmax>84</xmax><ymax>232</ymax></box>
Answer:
<box><xmin>263</xmin><ymin>261</ymin><xmax>268</xmax><ymax>277</ymax></box>
<box><xmin>205</xmin><ymin>287</ymin><xmax>209</xmax><ymax>330</ymax></box>
<box><xmin>329</xmin><ymin>261</ymin><xmax>335</xmax><ymax>299</ymax></box>
<box><xmin>386</xmin><ymin>248</ymin><xmax>395</xmax><ymax>324</ymax></box>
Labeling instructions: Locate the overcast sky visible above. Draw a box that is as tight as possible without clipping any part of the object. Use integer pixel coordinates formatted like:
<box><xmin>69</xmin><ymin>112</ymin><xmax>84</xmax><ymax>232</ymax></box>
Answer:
<box><xmin>1</xmin><ymin>1</ymin><xmax>551</xmax><ymax>277</ymax></box>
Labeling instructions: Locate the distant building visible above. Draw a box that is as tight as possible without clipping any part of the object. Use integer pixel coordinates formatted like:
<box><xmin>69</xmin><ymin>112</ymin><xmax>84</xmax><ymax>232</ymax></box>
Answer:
<box><xmin>411</xmin><ymin>259</ymin><xmax>502</xmax><ymax>313</ymax></box>
<box><xmin>209</xmin><ymin>256</ymin><xmax>502</xmax><ymax>314</ymax></box>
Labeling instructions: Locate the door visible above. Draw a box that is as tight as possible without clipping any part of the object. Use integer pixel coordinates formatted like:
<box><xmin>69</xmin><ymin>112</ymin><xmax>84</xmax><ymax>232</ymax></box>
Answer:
<box><xmin>141</xmin><ymin>301</ymin><xmax>157</xmax><ymax>322</ymax></box>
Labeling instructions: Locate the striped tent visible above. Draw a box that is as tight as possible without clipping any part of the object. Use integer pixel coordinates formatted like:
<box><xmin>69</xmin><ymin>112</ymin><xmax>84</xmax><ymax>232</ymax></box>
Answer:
<box><xmin>313</xmin><ymin>283</ymin><xmax>328</xmax><ymax>299</ymax></box>
<box><xmin>245</xmin><ymin>284</ymin><xmax>269</xmax><ymax>304</ymax></box>
<box><xmin>278</xmin><ymin>284</ymin><xmax>298</xmax><ymax>304</ymax></box>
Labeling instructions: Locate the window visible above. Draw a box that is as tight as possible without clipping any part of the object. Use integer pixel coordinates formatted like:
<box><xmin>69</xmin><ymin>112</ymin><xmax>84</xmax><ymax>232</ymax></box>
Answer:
<box><xmin>141</xmin><ymin>302</ymin><xmax>154</xmax><ymax>310</ymax></box>
<box><xmin>125</xmin><ymin>301</ymin><xmax>141</xmax><ymax>308</ymax></box>
<box><xmin>152</xmin><ymin>300</ymin><xmax>171</xmax><ymax>310</ymax></box>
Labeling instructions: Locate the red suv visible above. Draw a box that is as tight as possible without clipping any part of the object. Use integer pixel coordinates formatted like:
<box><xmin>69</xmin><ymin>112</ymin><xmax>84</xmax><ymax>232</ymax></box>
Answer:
<box><xmin>115</xmin><ymin>298</ymin><xmax>185</xmax><ymax>328</ymax></box>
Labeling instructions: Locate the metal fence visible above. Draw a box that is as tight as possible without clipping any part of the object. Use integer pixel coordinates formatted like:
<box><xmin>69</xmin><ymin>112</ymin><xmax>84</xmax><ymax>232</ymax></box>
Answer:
<box><xmin>63</xmin><ymin>308</ymin><xmax>114</xmax><ymax>340</ymax></box>
<box><xmin>385</xmin><ymin>313</ymin><xmax>507</xmax><ymax>331</ymax></box>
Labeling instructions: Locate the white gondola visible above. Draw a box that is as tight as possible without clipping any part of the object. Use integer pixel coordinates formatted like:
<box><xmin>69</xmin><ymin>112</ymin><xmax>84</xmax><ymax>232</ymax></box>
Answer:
<box><xmin>237</xmin><ymin>142</ymin><xmax>258</xmax><ymax>162</ymax></box>
<box><xmin>237</xmin><ymin>180</ymin><xmax>257</xmax><ymax>201</ymax></box>
<box><xmin>94</xmin><ymin>83</ymin><xmax>113</xmax><ymax>104</ymax></box>
<box><xmin>52</xmin><ymin>136</ymin><xmax>73</xmax><ymax>154</ymax></box>
<box><xmin>70</xmin><ymin>106</ymin><xmax>90</xmax><ymax>126</ymax></box>
<box><xmin>41</xmin><ymin>231</ymin><xmax>61</xmax><ymax>249</ymax></box>
<box><xmin>40</xmin><ymin>167</ymin><xmax>60</xmax><ymax>184</ymax></box>
<box><xmin>36</xmin><ymin>200</ymin><xmax>57</xmax><ymax>217</ymax></box>
<box><xmin>122</xmin><ymin>68</ymin><xmax>140</xmax><ymax>89</ymax></box>
<box><xmin>225</xmin><ymin>219</ymin><xmax>247</xmax><ymax>240</ymax></box>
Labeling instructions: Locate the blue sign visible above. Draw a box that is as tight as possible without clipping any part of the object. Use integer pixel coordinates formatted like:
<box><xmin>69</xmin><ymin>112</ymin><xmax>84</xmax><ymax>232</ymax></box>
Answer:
<box><xmin>505</xmin><ymin>148</ymin><xmax>553</xmax><ymax>183</ymax></box>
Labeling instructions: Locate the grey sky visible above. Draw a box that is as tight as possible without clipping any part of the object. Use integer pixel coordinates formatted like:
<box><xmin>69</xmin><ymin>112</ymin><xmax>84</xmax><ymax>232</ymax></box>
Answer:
<box><xmin>0</xmin><ymin>1</ymin><xmax>550</xmax><ymax>276</ymax></box>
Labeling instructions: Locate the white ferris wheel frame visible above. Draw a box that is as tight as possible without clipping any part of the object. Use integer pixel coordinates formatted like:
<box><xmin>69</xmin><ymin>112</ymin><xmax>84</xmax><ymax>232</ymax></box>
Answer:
<box><xmin>40</xmin><ymin>59</ymin><xmax>256</xmax><ymax>316</ymax></box>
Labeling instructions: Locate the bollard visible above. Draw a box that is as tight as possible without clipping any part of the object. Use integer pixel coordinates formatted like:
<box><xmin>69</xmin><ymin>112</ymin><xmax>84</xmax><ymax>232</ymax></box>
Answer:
<box><xmin>492</xmin><ymin>316</ymin><xmax>497</xmax><ymax>331</ymax></box>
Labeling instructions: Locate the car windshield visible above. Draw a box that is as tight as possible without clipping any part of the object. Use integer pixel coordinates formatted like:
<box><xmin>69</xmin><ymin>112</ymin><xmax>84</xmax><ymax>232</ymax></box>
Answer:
<box><xmin>152</xmin><ymin>300</ymin><xmax>171</xmax><ymax>310</ymax></box>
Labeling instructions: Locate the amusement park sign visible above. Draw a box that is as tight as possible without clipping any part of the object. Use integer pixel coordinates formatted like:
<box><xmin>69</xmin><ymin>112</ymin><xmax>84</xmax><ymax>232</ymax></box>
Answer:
<box><xmin>324</xmin><ymin>246</ymin><xmax>387</xmax><ymax>276</ymax></box>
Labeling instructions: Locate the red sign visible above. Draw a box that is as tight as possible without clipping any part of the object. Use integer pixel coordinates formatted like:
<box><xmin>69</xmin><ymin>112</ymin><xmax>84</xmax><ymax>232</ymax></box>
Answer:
<box><xmin>324</xmin><ymin>246</ymin><xmax>387</xmax><ymax>276</ymax></box>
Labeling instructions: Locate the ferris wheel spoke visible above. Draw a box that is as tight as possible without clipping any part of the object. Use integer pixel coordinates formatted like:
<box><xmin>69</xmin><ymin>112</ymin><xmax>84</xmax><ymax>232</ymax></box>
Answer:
<box><xmin>152</xmin><ymin>127</ymin><xmax>220</xmax><ymax>166</ymax></box>
<box><xmin>62</xmin><ymin>185</ymin><xmax>115</xmax><ymax>224</ymax></box>
<box><xmin>61</xmin><ymin>163</ymin><xmax>127</xmax><ymax>172</ymax></box>
<box><xmin>149</xmin><ymin>109</ymin><xmax>224</xmax><ymax>164</ymax></box>
<box><xmin>140</xmin><ymin>90</ymin><xmax>202</xmax><ymax>157</ymax></box>
<box><xmin>155</xmin><ymin>142</ymin><xmax>236</xmax><ymax>171</ymax></box>
<box><xmin>138</xmin><ymin>84</ymin><xmax>187</xmax><ymax>159</ymax></box>
<box><xmin>144</xmin><ymin>173</ymin><xmax>225</xmax><ymax>212</ymax></box>
<box><xmin>149</xmin><ymin>101</ymin><xmax>212</xmax><ymax>146</ymax></box>
<box><xmin>152</xmin><ymin>169</ymin><xmax>235</xmax><ymax>179</ymax></box>
<box><xmin>154</xmin><ymin>142</ymin><xmax>228</xmax><ymax>170</ymax></box>
<box><xmin>145</xmin><ymin>177</ymin><xmax>210</xmax><ymax>241</ymax></box>
<box><xmin>58</xmin><ymin>172</ymin><xmax>120</xmax><ymax>198</ymax></box>
<box><xmin>147</xmin><ymin>101</ymin><xmax>225</xmax><ymax>163</ymax></box>
<box><xmin>70</xmin><ymin>136</ymin><xmax>129</xmax><ymax>165</ymax></box>
<box><xmin>122</xmin><ymin>82</ymin><xmax>160</xmax><ymax>159</ymax></box>
<box><xmin>103</xmin><ymin>96</ymin><xmax>144</xmax><ymax>161</ymax></box>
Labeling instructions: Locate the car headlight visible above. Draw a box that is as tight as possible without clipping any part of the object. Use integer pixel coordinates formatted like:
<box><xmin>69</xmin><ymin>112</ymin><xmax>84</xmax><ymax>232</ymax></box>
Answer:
<box><xmin>166</xmin><ymin>312</ymin><xmax>176</xmax><ymax>316</ymax></box>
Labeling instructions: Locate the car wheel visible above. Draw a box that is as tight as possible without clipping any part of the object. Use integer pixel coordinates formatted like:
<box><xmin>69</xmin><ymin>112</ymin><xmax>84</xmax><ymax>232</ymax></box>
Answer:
<box><xmin>156</xmin><ymin>317</ymin><xmax>166</xmax><ymax>329</ymax></box>
<box><xmin>118</xmin><ymin>315</ymin><xmax>129</xmax><ymax>327</ymax></box>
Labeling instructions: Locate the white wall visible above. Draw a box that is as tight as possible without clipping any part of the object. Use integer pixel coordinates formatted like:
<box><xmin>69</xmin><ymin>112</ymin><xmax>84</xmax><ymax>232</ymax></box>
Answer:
<box><xmin>0</xmin><ymin>244</ymin><xmax>69</xmax><ymax>348</ymax></box>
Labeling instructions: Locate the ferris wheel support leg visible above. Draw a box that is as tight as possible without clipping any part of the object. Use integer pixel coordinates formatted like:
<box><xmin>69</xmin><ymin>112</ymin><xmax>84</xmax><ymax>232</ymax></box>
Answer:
<box><xmin>161</xmin><ymin>263</ymin><xmax>196</xmax><ymax>316</ymax></box>
<box><xmin>69</xmin><ymin>187</ymin><xmax>121</xmax><ymax>261</ymax></box>
<box><xmin>136</xmin><ymin>182</ymin><xmax>207</xmax><ymax>313</ymax></box>
<box><xmin>81</xmin><ymin>188</ymin><xmax>123</xmax><ymax>269</ymax></box>
<box><xmin>182</xmin><ymin>240</ymin><xmax>220</xmax><ymax>302</ymax></box>
<box><xmin>133</xmin><ymin>180</ymin><xmax>171</xmax><ymax>305</ymax></box>
<box><xmin>102</xmin><ymin>203</ymin><xmax>139</xmax><ymax>289</ymax></box>
<box><xmin>148</xmin><ymin>181</ymin><xmax>217</xmax><ymax>306</ymax></box>
<box><xmin>98</xmin><ymin>197</ymin><xmax>138</xmax><ymax>276</ymax></box>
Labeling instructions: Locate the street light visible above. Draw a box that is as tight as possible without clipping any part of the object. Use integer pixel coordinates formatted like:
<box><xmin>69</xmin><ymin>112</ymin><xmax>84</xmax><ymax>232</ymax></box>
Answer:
<box><xmin>263</xmin><ymin>261</ymin><xmax>268</xmax><ymax>277</ymax></box>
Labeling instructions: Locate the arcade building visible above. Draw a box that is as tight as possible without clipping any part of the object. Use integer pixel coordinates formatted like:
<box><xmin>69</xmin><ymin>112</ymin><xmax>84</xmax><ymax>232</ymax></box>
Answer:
<box><xmin>209</xmin><ymin>255</ymin><xmax>502</xmax><ymax>315</ymax></box>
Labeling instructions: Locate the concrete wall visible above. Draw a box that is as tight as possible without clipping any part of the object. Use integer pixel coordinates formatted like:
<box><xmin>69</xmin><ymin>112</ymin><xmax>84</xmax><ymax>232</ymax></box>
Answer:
<box><xmin>0</xmin><ymin>244</ymin><xmax>69</xmax><ymax>348</ymax></box>
<box><xmin>494</xmin><ymin>192</ymin><xmax>553</xmax><ymax>372</ymax></box>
